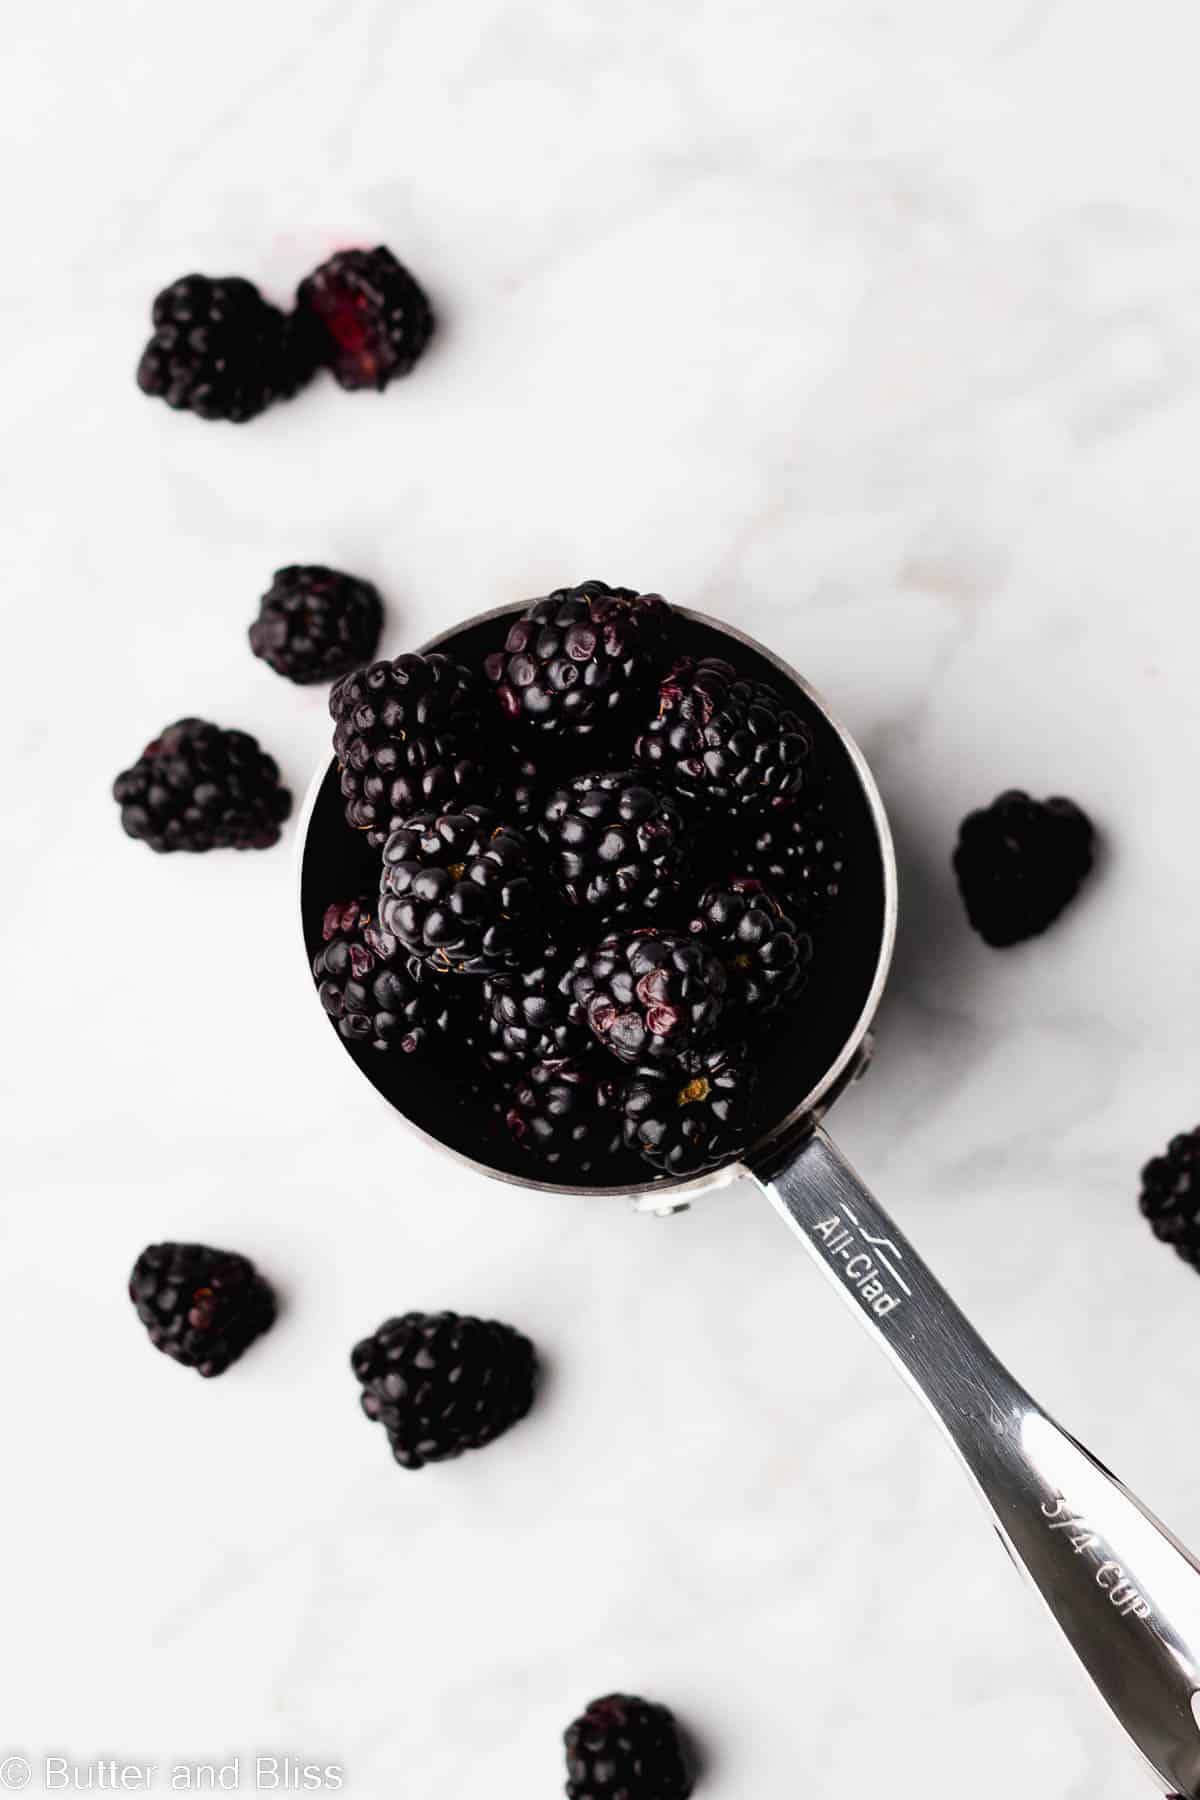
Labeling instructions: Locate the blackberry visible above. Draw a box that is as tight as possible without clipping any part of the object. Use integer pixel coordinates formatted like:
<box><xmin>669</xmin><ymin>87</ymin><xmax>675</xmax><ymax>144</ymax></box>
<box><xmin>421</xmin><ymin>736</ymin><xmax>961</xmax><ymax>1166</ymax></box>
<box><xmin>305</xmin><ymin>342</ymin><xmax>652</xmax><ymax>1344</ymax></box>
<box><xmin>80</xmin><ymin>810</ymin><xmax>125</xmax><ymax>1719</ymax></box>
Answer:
<box><xmin>505</xmin><ymin>1058</ymin><xmax>622</xmax><ymax>1171</ymax></box>
<box><xmin>688</xmin><ymin>877</ymin><xmax>811</xmax><ymax>1016</ymax></box>
<box><xmin>136</xmin><ymin>274</ymin><xmax>312</xmax><ymax>423</ymax></box>
<box><xmin>330</xmin><ymin>652</ymin><xmax>494</xmax><ymax>847</ymax></box>
<box><xmin>379</xmin><ymin>806</ymin><xmax>539</xmax><ymax>975</ymax></box>
<box><xmin>564</xmin><ymin>1694</ymin><xmax>693</xmax><ymax>1800</ymax></box>
<box><xmin>1139</xmin><ymin>1131</ymin><xmax>1200</xmax><ymax>1268</ymax></box>
<box><xmin>570</xmin><ymin>930</ymin><xmax>726</xmax><ymax>1068</ymax></box>
<box><xmin>482</xmin><ymin>946</ymin><xmax>587</xmax><ymax>1071</ymax></box>
<box><xmin>113</xmin><ymin>717</ymin><xmax>292</xmax><ymax>853</ymax></box>
<box><xmin>637</xmin><ymin>656</ymin><xmax>815</xmax><ymax>813</ymax></box>
<box><xmin>129</xmin><ymin>1243</ymin><xmax>275</xmax><ymax>1377</ymax></box>
<box><xmin>739</xmin><ymin>788</ymin><xmax>846</xmax><ymax>925</ymax></box>
<box><xmin>249</xmin><ymin>564</ymin><xmax>382</xmax><ymax>686</ymax></box>
<box><xmin>351</xmin><ymin>1311</ymin><xmax>536</xmax><ymax>1469</ymax></box>
<box><xmin>312</xmin><ymin>898</ymin><xmax>452</xmax><ymax>1054</ymax></box>
<box><xmin>296</xmin><ymin>246</ymin><xmax>433</xmax><ymax>392</ymax></box>
<box><xmin>540</xmin><ymin>771</ymin><xmax>688</xmax><ymax>923</ymax></box>
<box><xmin>484</xmin><ymin>580</ymin><xmax>670</xmax><ymax>740</ymax></box>
<box><xmin>624</xmin><ymin>1042</ymin><xmax>759</xmax><ymax>1176</ymax></box>
<box><xmin>953</xmin><ymin>790</ymin><xmax>1095</xmax><ymax>948</ymax></box>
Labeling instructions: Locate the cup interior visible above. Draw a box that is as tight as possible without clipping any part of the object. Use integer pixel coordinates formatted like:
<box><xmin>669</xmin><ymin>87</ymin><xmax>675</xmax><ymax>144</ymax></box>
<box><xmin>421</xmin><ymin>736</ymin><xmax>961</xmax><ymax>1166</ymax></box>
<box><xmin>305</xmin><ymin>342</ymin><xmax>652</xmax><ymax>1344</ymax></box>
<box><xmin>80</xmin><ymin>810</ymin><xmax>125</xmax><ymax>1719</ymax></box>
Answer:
<box><xmin>299</xmin><ymin>605</ymin><xmax>895</xmax><ymax>1198</ymax></box>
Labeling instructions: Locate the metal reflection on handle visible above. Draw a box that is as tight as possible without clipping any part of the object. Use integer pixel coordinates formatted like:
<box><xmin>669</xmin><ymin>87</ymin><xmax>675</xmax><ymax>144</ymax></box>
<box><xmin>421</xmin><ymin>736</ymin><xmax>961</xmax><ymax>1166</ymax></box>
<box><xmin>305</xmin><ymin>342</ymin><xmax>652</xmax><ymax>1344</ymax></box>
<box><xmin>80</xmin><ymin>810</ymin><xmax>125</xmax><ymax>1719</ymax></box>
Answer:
<box><xmin>752</xmin><ymin>1127</ymin><xmax>1200</xmax><ymax>1799</ymax></box>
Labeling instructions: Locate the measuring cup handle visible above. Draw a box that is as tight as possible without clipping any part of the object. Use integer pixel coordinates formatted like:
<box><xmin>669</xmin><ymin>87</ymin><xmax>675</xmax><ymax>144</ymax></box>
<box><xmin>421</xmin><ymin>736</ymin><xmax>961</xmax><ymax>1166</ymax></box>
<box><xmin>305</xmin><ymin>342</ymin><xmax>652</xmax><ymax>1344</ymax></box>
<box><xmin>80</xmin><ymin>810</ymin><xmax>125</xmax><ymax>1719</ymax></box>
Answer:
<box><xmin>750</xmin><ymin>1125</ymin><xmax>1200</xmax><ymax>1798</ymax></box>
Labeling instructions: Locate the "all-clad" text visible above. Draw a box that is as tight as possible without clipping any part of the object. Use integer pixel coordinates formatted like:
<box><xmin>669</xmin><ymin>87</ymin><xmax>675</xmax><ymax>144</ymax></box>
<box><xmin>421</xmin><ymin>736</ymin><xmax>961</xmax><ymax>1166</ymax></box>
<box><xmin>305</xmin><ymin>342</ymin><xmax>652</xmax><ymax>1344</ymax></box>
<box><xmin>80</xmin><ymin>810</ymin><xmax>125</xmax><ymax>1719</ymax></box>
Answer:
<box><xmin>811</xmin><ymin>1214</ymin><xmax>903</xmax><ymax>1317</ymax></box>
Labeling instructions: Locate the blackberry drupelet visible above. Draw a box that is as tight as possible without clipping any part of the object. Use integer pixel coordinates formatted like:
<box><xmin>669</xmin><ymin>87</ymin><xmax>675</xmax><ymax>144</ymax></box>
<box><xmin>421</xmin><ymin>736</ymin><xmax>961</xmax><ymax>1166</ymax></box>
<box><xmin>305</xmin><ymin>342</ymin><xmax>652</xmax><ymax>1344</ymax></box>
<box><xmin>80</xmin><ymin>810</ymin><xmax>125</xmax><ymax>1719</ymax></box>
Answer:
<box><xmin>250</xmin><ymin>564</ymin><xmax>382</xmax><ymax>685</ymax></box>
<box><xmin>688</xmin><ymin>877</ymin><xmax>810</xmax><ymax>1016</ymax></box>
<box><xmin>113</xmin><ymin>717</ymin><xmax>292</xmax><ymax>852</ymax></box>
<box><xmin>296</xmin><ymin>246</ymin><xmax>433</xmax><ymax>391</ymax></box>
<box><xmin>504</xmin><ymin>753</ymin><xmax>543</xmax><ymax>827</ymax></box>
<box><xmin>504</xmin><ymin>1058</ymin><xmax>622</xmax><ymax>1170</ymax></box>
<box><xmin>1139</xmin><ymin>1131</ymin><xmax>1200</xmax><ymax>1268</ymax></box>
<box><xmin>379</xmin><ymin>806</ymin><xmax>539</xmax><ymax>975</ymax></box>
<box><xmin>564</xmin><ymin>1694</ymin><xmax>694</xmax><ymax>1800</ymax></box>
<box><xmin>312</xmin><ymin>898</ymin><xmax>451</xmax><ymax>1054</ymax></box>
<box><xmin>351</xmin><ymin>1311</ymin><xmax>536</xmax><ymax>1469</ymax></box>
<box><xmin>637</xmin><ymin>656</ymin><xmax>815</xmax><ymax>813</ymax></box>
<box><xmin>570</xmin><ymin>930</ymin><xmax>726</xmax><ymax>1068</ymax></box>
<box><xmin>330</xmin><ymin>652</ymin><xmax>493</xmax><ymax>846</ymax></box>
<box><xmin>540</xmin><ymin>771</ymin><xmax>688</xmax><ymax>922</ymax></box>
<box><xmin>481</xmin><ymin>946</ymin><xmax>587</xmax><ymax>1071</ymax></box>
<box><xmin>129</xmin><ymin>1243</ymin><xmax>275</xmax><ymax>1377</ymax></box>
<box><xmin>739</xmin><ymin>787</ymin><xmax>846</xmax><ymax>925</ymax></box>
<box><xmin>484</xmin><ymin>580</ymin><xmax>670</xmax><ymax>740</ymax></box>
<box><xmin>136</xmin><ymin>274</ymin><xmax>312</xmax><ymax>423</ymax></box>
<box><xmin>953</xmin><ymin>790</ymin><xmax>1095</xmax><ymax>948</ymax></box>
<box><xmin>623</xmin><ymin>1043</ymin><xmax>759</xmax><ymax>1176</ymax></box>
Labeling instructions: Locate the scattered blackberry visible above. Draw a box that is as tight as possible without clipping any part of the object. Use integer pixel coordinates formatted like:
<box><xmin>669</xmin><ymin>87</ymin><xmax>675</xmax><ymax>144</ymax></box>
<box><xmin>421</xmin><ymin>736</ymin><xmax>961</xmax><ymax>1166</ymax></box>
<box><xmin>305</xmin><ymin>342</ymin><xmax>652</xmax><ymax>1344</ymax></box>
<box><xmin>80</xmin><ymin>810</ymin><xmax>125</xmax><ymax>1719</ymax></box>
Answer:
<box><xmin>688</xmin><ymin>877</ymin><xmax>810</xmax><ymax>1015</ymax></box>
<box><xmin>637</xmin><ymin>656</ymin><xmax>815</xmax><ymax>813</ymax></box>
<box><xmin>953</xmin><ymin>790</ymin><xmax>1095</xmax><ymax>948</ymax></box>
<box><xmin>330</xmin><ymin>652</ymin><xmax>494</xmax><ymax>846</ymax></box>
<box><xmin>505</xmin><ymin>1058</ymin><xmax>623</xmax><ymax>1170</ymax></box>
<box><xmin>250</xmin><ymin>564</ymin><xmax>382</xmax><ymax>685</ymax></box>
<box><xmin>740</xmin><ymin>788</ymin><xmax>846</xmax><ymax>925</ymax></box>
<box><xmin>351</xmin><ymin>1311</ymin><xmax>536</xmax><ymax>1469</ymax></box>
<box><xmin>484</xmin><ymin>580</ymin><xmax>670</xmax><ymax>740</ymax></box>
<box><xmin>624</xmin><ymin>1043</ymin><xmax>759</xmax><ymax>1176</ymax></box>
<box><xmin>1139</xmin><ymin>1130</ymin><xmax>1200</xmax><ymax>1268</ymax></box>
<box><xmin>129</xmin><ymin>1243</ymin><xmax>275</xmax><ymax>1377</ymax></box>
<box><xmin>482</xmin><ymin>946</ymin><xmax>587</xmax><ymax>1071</ymax></box>
<box><xmin>540</xmin><ymin>771</ymin><xmax>688</xmax><ymax>922</ymax></box>
<box><xmin>570</xmin><ymin>930</ymin><xmax>726</xmax><ymax>1068</ymax></box>
<box><xmin>296</xmin><ymin>246</ymin><xmax>433</xmax><ymax>392</ymax></box>
<box><xmin>379</xmin><ymin>806</ymin><xmax>539</xmax><ymax>975</ymax></box>
<box><xmin>113</xmin><ymin>717</ymin><xmax>292</xmax><ymax>853</ymax></box>
<box><xmin>136</xmin><ymin>274</ymin><xmax>312</xmax><ymax>423</ymax></box>
<box><xmin>312</xmin><ymin>898</ymin><xmax>452</xmax><ymax>1054</ymax></box>
<box><xmin>564</xmin><ymin>1694</ymin><xmax>693</xmax><ymax>1800</ymax></box>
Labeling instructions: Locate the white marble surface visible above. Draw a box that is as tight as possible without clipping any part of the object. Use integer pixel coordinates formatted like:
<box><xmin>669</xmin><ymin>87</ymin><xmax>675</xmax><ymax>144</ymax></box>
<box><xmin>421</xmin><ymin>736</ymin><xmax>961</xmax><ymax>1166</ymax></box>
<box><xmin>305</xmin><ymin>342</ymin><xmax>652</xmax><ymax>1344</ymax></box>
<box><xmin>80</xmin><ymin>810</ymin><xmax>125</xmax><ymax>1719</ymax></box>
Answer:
<box><xmin>7</xmin><ymin>1</ymin><xmax>1200</xmax><ymax>1794</ymax></box>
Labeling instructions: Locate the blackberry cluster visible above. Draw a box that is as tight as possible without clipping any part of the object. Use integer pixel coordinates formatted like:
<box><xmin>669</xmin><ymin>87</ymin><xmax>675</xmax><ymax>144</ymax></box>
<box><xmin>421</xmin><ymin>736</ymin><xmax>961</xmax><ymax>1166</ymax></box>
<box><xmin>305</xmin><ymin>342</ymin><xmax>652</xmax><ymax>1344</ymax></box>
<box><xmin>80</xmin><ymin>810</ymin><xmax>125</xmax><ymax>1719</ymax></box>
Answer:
<box><xmin>250</xmin><ymin>564</ymin><xmax>382</xmax><ymax>685</ymax></box>
<box><xmin>296</xmin><ymin>246</ymin><xmax>434</xmax><ymax>392</ymax></box>
<box><xmin>330</xmin><ymin>652</ymin><xmax>493</xmax><ymax>846</ymax></box>
<box><xmin>505</xmin><ymin>1059</ymin><xmax>622</xmax><ymax>1170</ymax></box>
<box><xmin>540</xmin><ymin>771</ymin><xmax>687</xmax><ymax>920</ymax></box>
<box><xmin>312</xmin><ymin>898</ymin><xmax>450</xmax><ymax>1054</ymax></box>
<box><xmin>688</xmin><ymin>878</ymin><xmax>810</xmax><ymax>1016</ymax></box>
<box><xmin>315</xmin><ymin>582</ymin><xmax>850</xmax><ymax>1181</ymax></box>
<box><xmin>636</xmin><ymin>655</ymin><xmax>815</xmax><ymax>811</ymax></box>
<box><xmin>351</xmin><ymin>1311</ymin><xmax>536</xmax><ymax>1468</ymax></box>
<box><xmin>564</xmin><ymin>1694</ymin><xmax>693</xmax><ymax>1800</ymax></box>
<box><xmin>379</xmin><ymin>806</ymin><xmax>538</xmax><ymax>975</ymax></box>
<box><xmin>481</xmin><ymin>946</ymin><xmax>584</xmax><ymax>1071</ymax></box>
<box><xmin>1139</xmin><ymin>1130</ymin><xmax>1200</xmax><ymax>1268</ymax></box>
<box><xmin>954</xmin><ymin>790</ymin><xmax>1095</xmax><ymax>948</ymax></box>
<box><xmin>484</xmin><ymin>580</ymin><xmax>668</xmax><ymax>739</ymax></box>
<box><xmin>136</xmin><ymin>275</ymin><xmax>313</xmax><ymax>423</ymax></box>
<box><xmin>569</xmin><ymin>931</ymin><xmax>727</xmax><ymax>1069</ymax></box>
<box><xmin>624</xmin><ymin>1044</ymin><xmax>759</xmax><ymax>1177</ymax></box>
<box><xmin>129</xmin><ymin>1243</ymin><xmax>275</xmax><ymax>1377</ymax></box>
<box><xmin>740</xmin><ymin>784</ymin><xmax>847</xmax><ymax>926</ymax></box>
<box><xmin>113</xmin><ymin>717</ymin><xmax>292</xmax><ymax>853</ymax></box>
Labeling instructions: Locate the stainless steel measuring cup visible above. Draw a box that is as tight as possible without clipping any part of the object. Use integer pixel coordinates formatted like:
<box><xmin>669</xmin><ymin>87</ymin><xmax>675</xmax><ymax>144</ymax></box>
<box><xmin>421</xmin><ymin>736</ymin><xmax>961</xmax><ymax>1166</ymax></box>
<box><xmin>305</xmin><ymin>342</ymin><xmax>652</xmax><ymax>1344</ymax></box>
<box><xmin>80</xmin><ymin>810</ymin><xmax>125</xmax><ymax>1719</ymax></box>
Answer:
<box><xmin>300</xmin><ymin>602</ymin><xmax>1200</xmax><ymax>1797</ymax></box>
